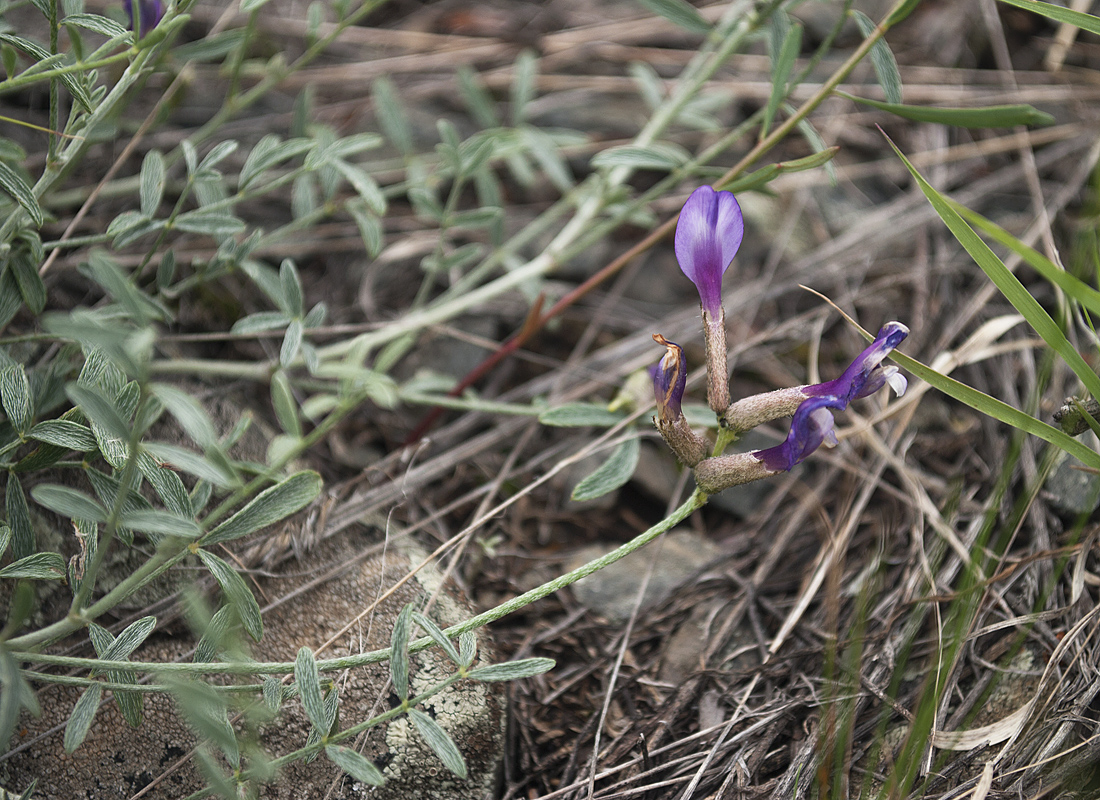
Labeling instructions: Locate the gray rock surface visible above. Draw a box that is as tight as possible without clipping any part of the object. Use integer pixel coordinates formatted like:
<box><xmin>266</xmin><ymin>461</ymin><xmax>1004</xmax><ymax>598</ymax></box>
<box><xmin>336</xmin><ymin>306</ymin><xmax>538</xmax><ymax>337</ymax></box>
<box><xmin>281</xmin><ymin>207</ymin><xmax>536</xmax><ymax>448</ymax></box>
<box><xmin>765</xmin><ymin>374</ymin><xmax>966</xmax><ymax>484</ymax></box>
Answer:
<box><xmin>567</xmin><ymin>528</ymin><xmax>722</xmax><ymax>622</ymax></box>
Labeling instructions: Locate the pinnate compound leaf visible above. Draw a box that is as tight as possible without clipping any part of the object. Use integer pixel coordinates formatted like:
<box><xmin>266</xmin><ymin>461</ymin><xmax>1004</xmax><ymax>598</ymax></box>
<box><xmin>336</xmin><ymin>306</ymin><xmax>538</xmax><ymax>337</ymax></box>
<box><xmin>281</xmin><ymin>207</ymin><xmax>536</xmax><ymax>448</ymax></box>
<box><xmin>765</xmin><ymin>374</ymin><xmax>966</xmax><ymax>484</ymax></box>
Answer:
<box><xmin>204</xmin><ymin>471</ymin><xmax>321</xmax><ymax>544</ymax></box>
<box><xmin>571</xmin><ymin>436</ymin><xmax>640</xmax><ymax>502</ymax></box>
<box><xmin>325</xmin><ymin>745</ymin><xmax>385</xmax><ymax>786</ymax></box>
<box><xmin>197</xmin><ymin>550</ymin><xmax>263</xmax><ymax>641</ymax></box>
<box><xmin>408</xmin><ymin>708</ymin><xmax>467</xmax><ymax>778</ymax></box>
<box><xmin>63</xmin><ymin>683</ymin><xmax>102</xmax><ymax>753</ymax></box>
<box><xmin>465</xmin><ymin>657</ymin><xmax>557</xmax><ymax>682</ymax></box>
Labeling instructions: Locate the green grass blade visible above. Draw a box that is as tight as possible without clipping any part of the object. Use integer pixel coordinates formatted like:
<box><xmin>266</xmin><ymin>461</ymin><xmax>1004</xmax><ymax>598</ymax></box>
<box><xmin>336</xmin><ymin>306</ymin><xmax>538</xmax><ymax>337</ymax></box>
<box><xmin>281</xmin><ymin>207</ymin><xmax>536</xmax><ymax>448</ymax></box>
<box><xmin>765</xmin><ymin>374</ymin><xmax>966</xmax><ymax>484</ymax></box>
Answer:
<box><xmin>996</xmin><ymin>0</ymin><xmax>1100</xmax><ymax>35</ymax></box>
<box><xmin>949</xmin><ymin>200</ymin><xmax>1100</xmax><ymax>319</ymax></box>
<box><xmin>886</xmin><ymin>135</ymin><xmax>1100</xmax><ymax>404</ymax></box>
<box><xmin>892</xmin><ymin>350</ymin><xmax>1100</xmax><ymax>470</ymax></box>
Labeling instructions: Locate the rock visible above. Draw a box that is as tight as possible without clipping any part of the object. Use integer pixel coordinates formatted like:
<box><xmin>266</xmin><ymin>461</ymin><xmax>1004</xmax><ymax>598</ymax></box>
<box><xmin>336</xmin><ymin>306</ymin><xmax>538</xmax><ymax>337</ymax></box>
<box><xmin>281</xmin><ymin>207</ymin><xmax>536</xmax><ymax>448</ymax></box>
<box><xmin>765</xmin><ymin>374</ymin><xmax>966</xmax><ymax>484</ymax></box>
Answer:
<box><xmin>567</xmin><ymin>529</ymin><xmax>722</xmax><ymax>622</ymax></box>
<box><xmin>1045</xmin><ymin>437</ymin><xmax>1100</xmax><ymax>515</ymax></box>
<box><xmin>2</xmin><ymin>533</ymin><xmax>503</xmax><ymax>800</ymax></box>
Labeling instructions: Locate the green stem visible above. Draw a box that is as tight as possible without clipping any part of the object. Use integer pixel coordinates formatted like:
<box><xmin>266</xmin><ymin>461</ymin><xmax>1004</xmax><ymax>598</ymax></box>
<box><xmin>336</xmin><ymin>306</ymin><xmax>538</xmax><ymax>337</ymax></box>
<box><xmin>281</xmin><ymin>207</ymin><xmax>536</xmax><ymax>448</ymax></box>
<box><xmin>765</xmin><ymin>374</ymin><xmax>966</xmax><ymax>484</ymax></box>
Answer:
<box><xmin>9</xmin><ymin>490</ymin><xmax>707</xmax><ymax>672</ymax></box>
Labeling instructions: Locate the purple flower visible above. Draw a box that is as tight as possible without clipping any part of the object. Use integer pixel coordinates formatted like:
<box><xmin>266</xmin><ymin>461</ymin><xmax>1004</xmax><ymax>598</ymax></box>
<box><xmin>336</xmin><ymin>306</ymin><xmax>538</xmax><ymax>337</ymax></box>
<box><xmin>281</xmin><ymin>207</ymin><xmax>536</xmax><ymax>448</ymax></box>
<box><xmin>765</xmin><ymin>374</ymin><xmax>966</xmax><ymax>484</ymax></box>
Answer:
<box><xmin>651</xmin><ymin>334</ymin><xmax>686</xmax><ymax>423</ymax></box>
<box><xmin>803</xmin><ymin>322</ymin><xmax>909</xmax><ymax>405</ymax></box>
<box><xmin>674</xmin><ymin>186</ymin><xmax>744</xmax><ymax>318</ymax></box>
<box><xmin>125</xmin><ymin>0</ymin><xmax>164</xmax><ymax>37</ymax></box>
<box><xmin>754</xmin><ymin>395</ymin><xmax>845</xmax><ymax>473</ymax></box>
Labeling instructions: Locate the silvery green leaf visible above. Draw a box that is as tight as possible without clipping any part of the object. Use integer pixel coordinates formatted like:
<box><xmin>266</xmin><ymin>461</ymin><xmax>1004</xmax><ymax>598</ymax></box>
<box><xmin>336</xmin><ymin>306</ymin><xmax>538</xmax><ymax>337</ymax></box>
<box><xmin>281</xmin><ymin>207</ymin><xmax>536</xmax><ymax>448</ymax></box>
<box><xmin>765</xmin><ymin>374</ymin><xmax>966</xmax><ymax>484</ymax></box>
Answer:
<box><xmin>66</xmin><ymin>382</ymin><xmax>129</xmax><ymax>441</ymax></box>
<box><xmin>138</xmin><ymin>451</ymin><xmax>192</xmax><ymax>517</ymax></box>
<box><xmin>198</xmin><ymin>140</ymin><xmax>239</xmax><ymax>171</ymax></box>
<box><xmin>332</xmin><ymin>160</ymin><xmax>386</xmax><ymax>215</ymax></box>
<box><xmin>9</xmin><ymin>249</ymin><xmax>46</xmax><ymax>314</ymax></box>
<box><xmin>193</xmin><ymin>746</ymin><xmax>236</xmax><ymax>798</ymax></box>
<box><xmin>371</xmin><ymin>77</ymin><xmax>412</xmax><ymax>155</ymax></box>
<box><xmin>509</xmin><ymin>49</ymin><xmax>537</xmax><ymax>127</ymax></box>
<box><xmin>328</xmin><ymin>133</ymin><xmax>384</xmax><ymax>159</ymax></box>
<box><xmin>27</xmin><ymin>420</ymin><xmax>98</xmax><ymax>450</ymax></box>
<box><xmin>167</xmin><ymin>677</ymin><xmax>238</xmax><ymax>767</ymax></box>
<box><xmin>102</xmin><ymin>616</ymin><xmax>156</xmax><ymax>661</ymax></box>
<box><xmin>174</xmin><ymin>210</ymin><xmax>246</xmax><ymax>237</ymax></box>
<box><xmin>325</xmin><ymin>745</ymin><xmax>385</xmax><ymax>786</ymax></box>
<box><xmin>571</xmin><ymin>436</ymin><xmax>640</xmax><ymax>502</ymax></box>
<box><xmin>0</xmin><ymin>160</ymin><xmax>43</xmax><ymax>226</ymax></box>
<box><xmin>63</xmin><ymin>682</ymin><xmax>102</xmax><ymax>753</ymax></box>
<box><xmin>6</xmin><ymin>476</ymin><xmax>35</xmax><ymax>560</ymax></box>
<box><xmin>30</xmin><ymin>484</ymin><xmax>107</xmax><ymax>523</ymax></box>
<box><xmin>139</xmin><ymin>150</ymin><xmax>165</xmax><ymax>217</ymax></box>
<box><xmin>198</xmin><ymin>550</ymin><xmax>263</xmax><ymax>641</ymax></box>
<box><xmin>457</xmin><ymin>66</ymin><xmax>499</xmax><ymax>128</ymax></box>
<box><xmin>465</xmin><ymin>657</ymin><xmax>556</xmax><ymax>682</ymax></box>
<box><xmin>194</xmin><ymin>605</ymin><xmax>234</xmax><ymax>663</ymax></box>
<box><xmin>204</xmin><ymin>471</ymin><xmax>322</xmax><ymax>544</ymax></box>
<box><xmin>270</xmin><ymin>369</ymin><xmax>301</xmax><ymax>437</ymax></box>
<box><xmin>280</xmin><ymin>259</ymin><xmax>304</xmax><ymax>318</ymax></box>
<box><xmin>538</xmin><ymin>403</ymin><xmax>626</xmax><ymax>427</ymax></box>
<box><xmin>0</xmin><ymin>551</ymin><xmax>67</xmax><ymax>580</ymax></box>
<box><xmin>390</xmin><ymin>604</ymin><xmax>413</xmax><ymax>701</ymax></box>
<box><xmin>231</xmin><ymin>311</ymin><xmax>292</xmax><ymax>335</ymax></box>
<box><xmin>347</xmin><ymin>201</ymin><xmax>384</xmax><ymax>258</ymax></box>
<box><xmin>119</xmin><ymin>509</ymin><xmax>202</xmax><ymax>539</ymax></box>
<box><xmin>519</xmin><ymin>126</ymin><xmax>572</xmax><ymax>191</ymax></box>
<box><xmin>0</xmin><ymin>364</ymin><xmax>32</xmax><ymax>434</ymax></box>
<box><xmin>763</xmin><ymin>18</ymin><xmax>801</xmax><ymax>138</ymax></box>
<box><xmin>294</xmin><ymin>646</ymin><xmax>328</xmax><ymax>734</ymax></box>
<box><xmin>852</xmin><ymin>10</ymin><xmax>902</xmax><ymax>105</ymax></box>
<box><xmin>459</xmin><ymin>631</ymin><xmax>477</xmax><ymax>668</ymax></box>
<box><xmin>408</xmin><ymin>709</ymin><xmax>467</xmax><ymax>778</ymax></box>
<box><xmin>280</xmin><ymin>319</ymin><xmax>303</xmax><ymax>368</ymax></box>
<box><xmin>629</xmin><ymin>61</ymin><xmax>665</xmax><ymax>111</ymax></box>
<box><xmin>636</xmin><ymin>0</ymin><xmax>710</xmax><ymax>34</ymax></box>
<box><xmin>143</xmin><ymin>442</ymin><xmax>238</xmax><ymax>489</ymax></box>
<box><xmin>63</xmin><ymin>13</ymin><xmax>128</xmax><ymax>37</ymax></box>
<box><xmin>791</xmin><ymin>109</ymin><xmax>837</xmax><ymax>185</ymax></box>
<box><xmin>182</xmin><ymin>140</ymin><xmax>198</xmax><ymax>174</ymax></box>
<box><xmin>590</xmin><ymin>142</ymin><xmax>690</xmax><ymax>171</ymax></box>
<box><xmin>149</xmin><ymin>383</ymin><xmax>218</xmax><ymax>450</ymax></box>
<box><xmin>412</xmin><ymin>612</ymin><xmax>460</xmax><ymax>665</ymax></box>
<box><xmin>262</xmin><ymin>676</ymin><xmax>283</xmax><ymax>712</ymax></box>
<box><xmin>0</xmin><ymin>526</ymin><xmax>10</xmax><ymax>558</ymax></box>
<box><xmin>239</xmin><ymin>134</ymin><xmax>279</xmax><ymax>190</ymax></box>
<box><xmin>240</xmin><ymin>0</ymin><xmax>272</xmax><ymax>11</ymax></box>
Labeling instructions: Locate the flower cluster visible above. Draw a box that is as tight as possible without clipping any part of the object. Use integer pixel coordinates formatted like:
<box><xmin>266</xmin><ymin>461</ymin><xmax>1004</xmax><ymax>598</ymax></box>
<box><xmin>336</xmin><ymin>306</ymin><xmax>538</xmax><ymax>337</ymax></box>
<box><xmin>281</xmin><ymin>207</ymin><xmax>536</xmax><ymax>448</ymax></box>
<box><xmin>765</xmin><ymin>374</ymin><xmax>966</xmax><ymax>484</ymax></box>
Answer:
<box><xmin>651</xmin><ymin>186</ymin><xmax>909</xmax><ymax>495</ymax></box>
